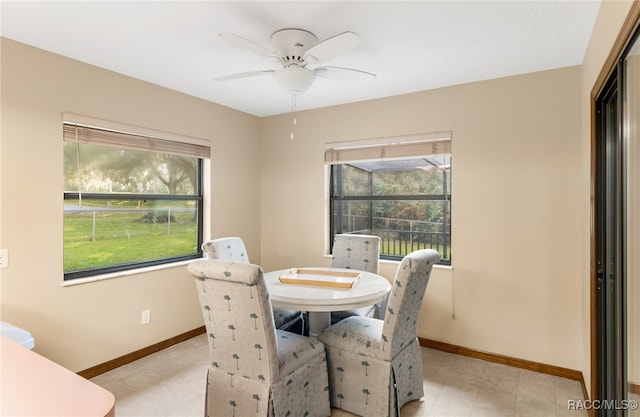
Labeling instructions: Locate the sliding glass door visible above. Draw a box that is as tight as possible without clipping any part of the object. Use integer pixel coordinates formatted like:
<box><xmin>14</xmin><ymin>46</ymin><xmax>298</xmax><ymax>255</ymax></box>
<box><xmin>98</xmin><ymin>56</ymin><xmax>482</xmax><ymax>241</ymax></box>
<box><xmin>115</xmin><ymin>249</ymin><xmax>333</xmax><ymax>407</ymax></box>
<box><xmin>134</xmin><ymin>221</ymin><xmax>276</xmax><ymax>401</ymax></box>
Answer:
<box><xmin>595</xmin><ymin>66</ymin><xmax>625</xmax><ymax>413</ymax></box>
<box><xmin>595</xmin><ymin>22</ymin><xmax>640</xmax><ymax>417</ymax></box>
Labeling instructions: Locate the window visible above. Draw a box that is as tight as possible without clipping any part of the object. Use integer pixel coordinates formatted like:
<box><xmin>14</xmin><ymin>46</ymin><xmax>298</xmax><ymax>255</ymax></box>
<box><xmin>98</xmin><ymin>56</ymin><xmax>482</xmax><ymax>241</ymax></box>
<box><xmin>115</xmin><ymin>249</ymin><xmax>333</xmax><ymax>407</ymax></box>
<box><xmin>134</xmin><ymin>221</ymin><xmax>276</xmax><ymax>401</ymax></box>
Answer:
<box><xmin>63</xmin><ymin>115</ymin><xmax>210</xmax><ymax>280</ymax></box>
<box><xmin>326</xmin><ymin>133</ymin><xmax>451</xmax><ymax>264</ymax></box>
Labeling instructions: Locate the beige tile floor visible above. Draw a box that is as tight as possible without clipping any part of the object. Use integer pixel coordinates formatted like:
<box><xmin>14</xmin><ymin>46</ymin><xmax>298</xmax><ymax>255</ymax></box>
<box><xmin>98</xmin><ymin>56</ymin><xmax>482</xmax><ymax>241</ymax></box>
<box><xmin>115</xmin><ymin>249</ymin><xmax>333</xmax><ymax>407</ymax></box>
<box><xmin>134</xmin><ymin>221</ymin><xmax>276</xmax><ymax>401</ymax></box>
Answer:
<box><xmin>92</xmin><ymin>333</ymin><xmax>591</xmax><ymax>417</ymax></box>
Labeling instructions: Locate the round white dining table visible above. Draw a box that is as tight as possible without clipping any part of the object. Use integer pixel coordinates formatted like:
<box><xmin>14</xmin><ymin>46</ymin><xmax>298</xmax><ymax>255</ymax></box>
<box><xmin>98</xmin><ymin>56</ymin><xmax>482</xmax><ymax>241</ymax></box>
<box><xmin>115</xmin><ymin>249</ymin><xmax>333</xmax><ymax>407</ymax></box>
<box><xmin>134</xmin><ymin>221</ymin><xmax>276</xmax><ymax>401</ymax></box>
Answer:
<box><xmin>263</xmin><ymin>267</ymin><xmax>391</xmax><ymax>336</ymax></box>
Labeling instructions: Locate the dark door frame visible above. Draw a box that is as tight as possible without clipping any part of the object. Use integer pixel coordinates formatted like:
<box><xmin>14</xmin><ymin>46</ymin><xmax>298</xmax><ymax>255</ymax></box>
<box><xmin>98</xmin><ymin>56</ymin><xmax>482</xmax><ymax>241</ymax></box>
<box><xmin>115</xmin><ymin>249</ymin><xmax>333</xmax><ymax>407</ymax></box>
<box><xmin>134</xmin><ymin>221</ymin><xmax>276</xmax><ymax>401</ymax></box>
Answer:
<box><xmin>591</xmin><ymin>4</ymin><xmax>640</xmax><ymax>415</ymax></box>
<box><xmin>594</xmin><ymin>64</ymin><xmax>625</xmax><ymax>413</ymax></box>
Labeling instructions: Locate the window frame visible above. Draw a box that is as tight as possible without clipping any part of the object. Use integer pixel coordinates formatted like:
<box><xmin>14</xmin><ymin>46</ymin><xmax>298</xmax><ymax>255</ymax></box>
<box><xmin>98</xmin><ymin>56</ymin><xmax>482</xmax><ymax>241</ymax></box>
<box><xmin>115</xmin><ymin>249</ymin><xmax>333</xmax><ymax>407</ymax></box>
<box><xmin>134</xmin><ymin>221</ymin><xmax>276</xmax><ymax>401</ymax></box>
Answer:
<box><xmin>62</xmin><ymin>114</ymin><xmax>209</xmax><ymax>281</ymax></box>
<box><xmin>325</xmin><ymin>133</ymin><xmax>452</xmax><ymax>265</ymax></box>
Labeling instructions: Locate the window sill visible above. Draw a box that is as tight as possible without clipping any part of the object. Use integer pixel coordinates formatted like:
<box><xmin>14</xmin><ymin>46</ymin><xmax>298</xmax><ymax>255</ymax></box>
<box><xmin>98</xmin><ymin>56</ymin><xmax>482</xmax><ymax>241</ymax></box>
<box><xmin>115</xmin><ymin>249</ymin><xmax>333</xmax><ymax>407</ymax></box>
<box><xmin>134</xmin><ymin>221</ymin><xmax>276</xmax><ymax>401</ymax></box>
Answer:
<box><xmin>61</xmin><ymin>258</ymin><xmax>199</xmax><ymax>287</ymax></box>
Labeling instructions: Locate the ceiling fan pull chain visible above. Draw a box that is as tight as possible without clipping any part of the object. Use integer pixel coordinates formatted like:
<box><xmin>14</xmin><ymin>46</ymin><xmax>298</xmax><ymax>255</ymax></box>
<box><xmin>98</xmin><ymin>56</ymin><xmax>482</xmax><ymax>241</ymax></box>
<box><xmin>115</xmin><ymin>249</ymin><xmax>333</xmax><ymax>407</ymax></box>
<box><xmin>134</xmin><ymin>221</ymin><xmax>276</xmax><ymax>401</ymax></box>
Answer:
<box><xmin>290</xmin><ymin>92</ymin><xmax>297</xmax><ymax>140</ymax></box>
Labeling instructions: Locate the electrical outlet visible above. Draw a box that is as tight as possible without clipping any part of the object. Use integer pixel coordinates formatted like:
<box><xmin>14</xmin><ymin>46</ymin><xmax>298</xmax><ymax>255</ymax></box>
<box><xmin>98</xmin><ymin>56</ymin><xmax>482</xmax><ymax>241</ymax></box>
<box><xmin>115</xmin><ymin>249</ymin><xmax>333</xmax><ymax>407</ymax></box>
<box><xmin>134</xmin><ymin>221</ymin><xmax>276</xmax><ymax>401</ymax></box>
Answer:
<box><xmin>0</xmin><ymin>249</ymin><xmax>8</xmax><ymax>269</ymax></box>
<box><xmin>141</xmin><ymin>309</ymin><xmax>151</xmax><ymax>325</ymax></box>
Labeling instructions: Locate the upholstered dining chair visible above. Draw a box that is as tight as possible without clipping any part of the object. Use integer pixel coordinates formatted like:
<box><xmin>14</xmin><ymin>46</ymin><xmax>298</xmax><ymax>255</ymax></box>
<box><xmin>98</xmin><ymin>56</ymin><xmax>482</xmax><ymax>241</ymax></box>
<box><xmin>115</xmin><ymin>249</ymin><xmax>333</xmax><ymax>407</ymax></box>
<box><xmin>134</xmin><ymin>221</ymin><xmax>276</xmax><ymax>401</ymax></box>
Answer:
<box><xmin>330</xmin><ymin>234</ymin><xmax>382</xmax><ymax>323</ymax></box>
<box><xmin>202</xmin><ymin>237</ymin><xmax>303</xmax><ymax>332</ymax></box>
<box><xmin>317</xmin><ymin>249</ymin><xmax>440</xmax><ymax>417</ymax></box>
<box><xmin>188</xmin><ymin>259</ymin><xmax>331</xmax><ymax>417</ymax></box>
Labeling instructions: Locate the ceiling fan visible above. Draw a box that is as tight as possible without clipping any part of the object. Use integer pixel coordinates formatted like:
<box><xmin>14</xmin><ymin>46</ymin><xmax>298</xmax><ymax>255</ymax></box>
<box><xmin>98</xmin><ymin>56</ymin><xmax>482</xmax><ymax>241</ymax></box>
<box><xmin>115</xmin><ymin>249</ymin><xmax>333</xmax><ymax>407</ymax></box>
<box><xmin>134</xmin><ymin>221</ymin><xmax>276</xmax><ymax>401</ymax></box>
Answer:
<box><xmin>215</xmin><ymin>28</ymin><xmax>376</xmax><ymax>94</ymax></box>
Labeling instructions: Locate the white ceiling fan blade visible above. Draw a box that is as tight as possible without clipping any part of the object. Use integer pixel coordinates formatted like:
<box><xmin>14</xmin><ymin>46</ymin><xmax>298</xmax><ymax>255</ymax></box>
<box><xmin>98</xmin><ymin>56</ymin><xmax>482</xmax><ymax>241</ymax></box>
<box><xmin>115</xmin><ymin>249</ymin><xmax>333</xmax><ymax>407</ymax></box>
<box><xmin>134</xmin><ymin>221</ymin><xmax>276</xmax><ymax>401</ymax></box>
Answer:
<box><xmin>314</xmin><ymin>66</ymin><xmax>376</xmax><ymax>81</ymax></box>
<box><xmin>214</xmin><ymin>70</ymin><xmax>274</xmax><ymax>81</ymax></box>
<box><xmin>219</xmin><ymin>32</ymin><xmax>281</xmax><ymax>61</ymax></box>
<box><xmin>304</xmin><ymin>31</ymin><xmax>361</xmax><ymax>64</ymax></box>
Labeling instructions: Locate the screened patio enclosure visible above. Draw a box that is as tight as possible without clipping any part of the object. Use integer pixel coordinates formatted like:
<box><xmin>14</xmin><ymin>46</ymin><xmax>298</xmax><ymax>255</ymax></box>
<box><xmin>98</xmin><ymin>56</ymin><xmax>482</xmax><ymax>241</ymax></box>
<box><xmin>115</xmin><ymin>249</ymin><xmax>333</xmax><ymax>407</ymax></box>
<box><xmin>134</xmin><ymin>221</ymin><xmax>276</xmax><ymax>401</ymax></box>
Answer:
<box><xmin>329</xmin><ymin>156</ymin><xmax>451</xmax><ymax>264</ymax></box>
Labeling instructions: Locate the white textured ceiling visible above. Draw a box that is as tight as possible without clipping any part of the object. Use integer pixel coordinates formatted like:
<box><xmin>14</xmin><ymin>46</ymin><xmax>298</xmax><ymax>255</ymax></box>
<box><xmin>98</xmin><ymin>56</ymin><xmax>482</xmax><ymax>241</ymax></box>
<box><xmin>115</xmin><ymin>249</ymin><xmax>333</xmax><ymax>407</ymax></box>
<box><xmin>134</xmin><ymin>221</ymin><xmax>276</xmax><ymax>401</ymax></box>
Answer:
<box><xmin>1</xmin><ymin>1</ymin><xmax>600</xmax><ymax>117</ymax></box>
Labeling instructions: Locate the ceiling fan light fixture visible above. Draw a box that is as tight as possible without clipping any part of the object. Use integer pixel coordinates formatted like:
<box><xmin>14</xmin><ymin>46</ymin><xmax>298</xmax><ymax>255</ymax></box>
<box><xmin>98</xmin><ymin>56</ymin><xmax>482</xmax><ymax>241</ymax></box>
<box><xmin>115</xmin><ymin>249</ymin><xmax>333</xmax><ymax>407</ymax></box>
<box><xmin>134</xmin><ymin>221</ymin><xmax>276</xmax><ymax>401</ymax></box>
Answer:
<box><xmin>272</xmin><ymin>65</ymin><xmax>316</xmax><ymax>93</ymax></box>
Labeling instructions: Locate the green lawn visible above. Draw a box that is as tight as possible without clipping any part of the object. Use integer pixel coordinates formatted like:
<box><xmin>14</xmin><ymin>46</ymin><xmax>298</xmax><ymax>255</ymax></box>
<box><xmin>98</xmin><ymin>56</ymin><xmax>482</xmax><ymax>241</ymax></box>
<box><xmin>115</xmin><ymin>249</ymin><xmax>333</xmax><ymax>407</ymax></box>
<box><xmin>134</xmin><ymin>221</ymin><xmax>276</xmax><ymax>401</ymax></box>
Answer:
<box><xmin>64</xmin><ymin>209</ymin><xmax>197</xmax><ymax>271</ymax></box>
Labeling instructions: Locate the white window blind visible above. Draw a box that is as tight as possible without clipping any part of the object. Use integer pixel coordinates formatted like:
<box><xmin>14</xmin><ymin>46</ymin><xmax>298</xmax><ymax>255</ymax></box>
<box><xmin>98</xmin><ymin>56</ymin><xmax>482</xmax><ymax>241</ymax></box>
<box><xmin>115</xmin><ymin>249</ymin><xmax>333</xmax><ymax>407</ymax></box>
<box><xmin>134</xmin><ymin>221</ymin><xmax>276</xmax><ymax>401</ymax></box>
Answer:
<box><xmin>324</xmin><ymin>131</ymin><xmax>451</xmax><ymax>164</ymax></box>
<box><xmin>62</xmin><ymin>113</ymin><xmax>211</xmax><ymax>159</ymax></box>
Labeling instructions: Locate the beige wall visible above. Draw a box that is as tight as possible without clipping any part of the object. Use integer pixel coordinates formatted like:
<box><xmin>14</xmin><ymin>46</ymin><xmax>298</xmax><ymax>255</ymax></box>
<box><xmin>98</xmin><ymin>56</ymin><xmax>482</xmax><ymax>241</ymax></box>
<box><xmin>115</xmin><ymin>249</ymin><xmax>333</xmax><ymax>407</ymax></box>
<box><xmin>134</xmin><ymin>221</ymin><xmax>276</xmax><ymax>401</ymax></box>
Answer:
<box><xmin>1</xmin><ymin>0</ymin><xmax>637</xmax><ymax>383</ymax></box>
<box><xmin>580</xmin><ymin>0</ymin><xmax>637</xmax><ymax>397</ymax></box>
<box><xmin>0</xmin><ymin>38</ymin><xmax>262</xmax><ymax>372</ymax></box>
<box><xmin>260</xmin><ymin>66</ymin><xmax>584</xmax><ymax>370</ymax></box>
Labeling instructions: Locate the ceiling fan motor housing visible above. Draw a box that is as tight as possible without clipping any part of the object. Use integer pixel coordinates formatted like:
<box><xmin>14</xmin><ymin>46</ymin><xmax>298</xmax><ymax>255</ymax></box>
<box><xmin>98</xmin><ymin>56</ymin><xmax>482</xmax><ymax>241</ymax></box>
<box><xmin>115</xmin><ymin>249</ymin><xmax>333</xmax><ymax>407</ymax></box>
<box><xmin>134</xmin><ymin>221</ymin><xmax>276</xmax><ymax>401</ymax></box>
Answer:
<box><xmin>270</xmin><ymin>28</ymin><xmax>317</xmax><ymax>66</ymax></box>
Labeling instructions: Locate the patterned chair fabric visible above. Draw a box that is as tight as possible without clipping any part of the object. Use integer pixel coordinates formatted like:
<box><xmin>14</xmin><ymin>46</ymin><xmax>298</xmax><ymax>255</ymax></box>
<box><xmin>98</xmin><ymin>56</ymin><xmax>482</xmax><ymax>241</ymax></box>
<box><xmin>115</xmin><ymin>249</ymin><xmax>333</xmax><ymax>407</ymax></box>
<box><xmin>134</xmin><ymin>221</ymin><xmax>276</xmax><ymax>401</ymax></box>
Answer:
<box><xmin>318</xmin><ymin>249</ymin><xmax>440</xmax><ymax>417</ymax></box>
<box><xmin>330</xmin><ymin>234</ymin><xmax>382</xmax><ymax>323</ymax></box>
<box><xmin>202</xmin><ymin>237</ymin><xmax>302</xmax><ymax>331</ymax></box>
<box><xmin>202</xmin><ymin>237</ymin><xmax>249</xmax><ymax>263</ymax></box>
<box><xmin>188</xmin><ymin>259</ymin><xmax>331</xmax><ymax>417</ymax></box>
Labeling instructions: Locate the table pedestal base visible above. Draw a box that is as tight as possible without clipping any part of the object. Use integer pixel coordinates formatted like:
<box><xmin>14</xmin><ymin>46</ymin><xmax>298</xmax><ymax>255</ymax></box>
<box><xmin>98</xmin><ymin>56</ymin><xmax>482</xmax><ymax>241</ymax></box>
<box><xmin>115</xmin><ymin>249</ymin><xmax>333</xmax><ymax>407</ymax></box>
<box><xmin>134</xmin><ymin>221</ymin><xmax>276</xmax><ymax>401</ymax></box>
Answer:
<box><xmin>308</xmin><ymin>311</ymin><xmax>331</xmax><ymax>337</ymax></box>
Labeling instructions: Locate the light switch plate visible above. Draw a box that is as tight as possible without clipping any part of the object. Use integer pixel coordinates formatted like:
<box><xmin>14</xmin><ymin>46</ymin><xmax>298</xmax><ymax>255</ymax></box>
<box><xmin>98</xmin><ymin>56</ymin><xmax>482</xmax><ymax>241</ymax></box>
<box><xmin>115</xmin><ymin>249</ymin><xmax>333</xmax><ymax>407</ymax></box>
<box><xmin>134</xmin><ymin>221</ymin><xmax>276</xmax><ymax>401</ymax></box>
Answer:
<box><xmin>141</xmin><ymin>309</ymin><xmax>151</xmax><ymax>325</ymax></box>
